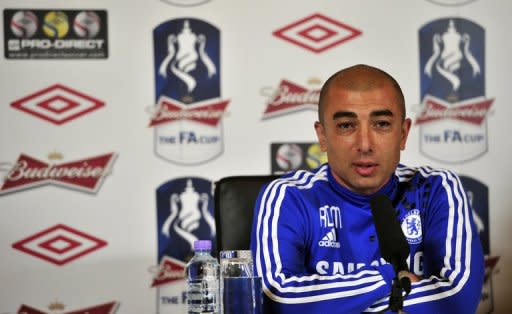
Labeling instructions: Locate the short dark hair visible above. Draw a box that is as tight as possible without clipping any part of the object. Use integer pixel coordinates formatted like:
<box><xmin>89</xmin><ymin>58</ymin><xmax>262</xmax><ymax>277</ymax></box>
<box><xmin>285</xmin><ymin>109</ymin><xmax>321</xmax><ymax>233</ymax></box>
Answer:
<box><xmin>317</xmin><ymin>64</ymin><xmax>406</xmax><ymax>124</ymax></box>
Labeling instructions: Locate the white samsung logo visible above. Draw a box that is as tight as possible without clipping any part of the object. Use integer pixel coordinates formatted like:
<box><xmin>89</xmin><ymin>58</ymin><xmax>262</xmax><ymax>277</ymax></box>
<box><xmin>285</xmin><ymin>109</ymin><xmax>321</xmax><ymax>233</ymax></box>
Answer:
<box><xmin>318</xmin><ymin>228</ymin><xmax>340</xmax><ymax>248</ymax></box>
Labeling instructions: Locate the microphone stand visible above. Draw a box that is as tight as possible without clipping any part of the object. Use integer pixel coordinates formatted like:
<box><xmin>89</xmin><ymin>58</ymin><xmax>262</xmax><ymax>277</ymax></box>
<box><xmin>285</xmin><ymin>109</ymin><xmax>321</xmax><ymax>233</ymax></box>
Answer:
<box><xmin>389</xmin><ymin>276</ymin><xmax>407</xmax><ymax>313</ymax></box>
<box><xmin>388</xmin><ymin>262</ymin><xmax>411</xmax><ymax>314</ymax></box>
<box><xmin>369</xmin><ymin>195</ymin><xmax>412</xmax><ymax>314</ymax></box>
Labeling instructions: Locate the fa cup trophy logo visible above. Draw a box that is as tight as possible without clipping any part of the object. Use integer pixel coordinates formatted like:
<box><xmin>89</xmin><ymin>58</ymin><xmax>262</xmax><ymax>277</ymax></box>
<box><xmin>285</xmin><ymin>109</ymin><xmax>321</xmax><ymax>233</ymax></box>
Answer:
<box><xmin>161</xmin><ymin>179</ymin><xmax>215</xmax><ymax>249</ymax></box>
<box><xmin>424</xmin><ymin>20</ymin><xmax>480</xmax><ymax>96</ymax></box>
<box><xmin>158</xmin><ymin>21</ymin><xmax>217</xmax><ymax>96</ymax></box>
<box><xmin>153</xmin><ymin>177</ymin><xmax>216</xmax><ymax>312</ymax></box>
<box><xmin>417</xmin><ymin>17</ymin><xmax>493</xmax><ymax>163</ymax></box>
<box><xmin>151</xmin><ymin>18</ymin><xmax>229</xmax><ymax>165</ymax></box>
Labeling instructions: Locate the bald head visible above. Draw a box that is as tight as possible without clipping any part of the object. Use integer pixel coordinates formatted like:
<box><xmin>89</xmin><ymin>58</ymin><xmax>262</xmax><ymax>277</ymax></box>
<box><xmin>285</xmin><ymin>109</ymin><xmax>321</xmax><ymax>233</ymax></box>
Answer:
<box><xmin>318</xmin><ymin>64</ymin><xmax>406</xmax><ymax>124</ymax></box>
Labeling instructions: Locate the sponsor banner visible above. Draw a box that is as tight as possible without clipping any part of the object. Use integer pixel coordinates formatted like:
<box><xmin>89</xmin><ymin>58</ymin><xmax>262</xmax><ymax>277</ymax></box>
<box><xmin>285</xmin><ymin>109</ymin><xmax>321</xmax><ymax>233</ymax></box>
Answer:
<box><xmin>271</xmin><ymin>142</ymin><xmax>327</xmax><ymax>174</ymax></box>
<box><xmin>152</xmin><ymin>177</ymin><xmax>215</xmax><ymax>313</ymax></box>
<box><xmin>161</xmin><ymin>0</ymin><xmax>211</xmax><ymax>6</ymax></box>
<box><xmin>460</xmin><ymin>176</ymin><xmax>500</xmax><ymax>314</ymax></box>
<box><xmin>417</xmin><ymin>18</ymin><xmax>494</xmax><ymax>163</ymax></box>
<box><xmin>151</xmin><ymin>18</ymin><xmax>229</xmax><ymax>165</ymax></box>
<box><xmin>17</xmin><ymin>301</ymin><xmax>118</xmax><ymax>314</ymax></box>
<box><xmin>426</xmin><ymin>0</ymin><xmax>477</xmax><ymax>6</ymax></box>
<box><xmin>4</xmin><ymin>9</ymin><xmax>108</xmax><ymax>59</ymax></box>
<box><xmin>0</xmin><ymin>152</ymin><xmax>116</xmax><ymax>195</ymax></box>
<box><xmin>261</xmin><ymin>78</ymin><xmax>320</xmax><ymax>120</ymax></box>
<box><xmin>12</xmin><ymin>224</ymin><xmax>107</xmax><ymax>266</ymax></box>
<box><xmin>273</xmin><ymin>13</ymin><xmax>361</xmax><ymax>53</ymax></box>
<box><xmin>10</xmin><ymin>84</ymin><xmax>104</xmax><ymax>125</ymax></box>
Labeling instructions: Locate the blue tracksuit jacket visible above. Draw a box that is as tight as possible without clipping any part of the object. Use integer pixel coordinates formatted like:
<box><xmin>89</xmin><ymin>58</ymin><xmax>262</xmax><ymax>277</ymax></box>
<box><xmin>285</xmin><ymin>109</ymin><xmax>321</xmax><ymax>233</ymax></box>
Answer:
<box><xmin>250</xmin><ymin>164</ymin><xmax>484</xmax><ymax>314</ymax></box>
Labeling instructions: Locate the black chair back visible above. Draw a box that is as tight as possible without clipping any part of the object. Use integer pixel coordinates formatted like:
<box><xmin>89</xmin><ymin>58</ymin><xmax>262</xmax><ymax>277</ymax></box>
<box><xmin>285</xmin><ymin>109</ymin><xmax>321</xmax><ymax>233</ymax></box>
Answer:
<box><xmin>214</xmin><ymin>175</ymin><xmax>279</xmax><ymax>254</ymax></box>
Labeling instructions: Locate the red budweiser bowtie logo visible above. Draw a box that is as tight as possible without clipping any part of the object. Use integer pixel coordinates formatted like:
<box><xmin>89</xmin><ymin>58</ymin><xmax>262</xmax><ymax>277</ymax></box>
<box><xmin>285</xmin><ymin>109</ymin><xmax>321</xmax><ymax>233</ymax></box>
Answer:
<box><xmin>262</xmin><ymin>79</ymin><xmax>320</xmax><ymax>119</ymax></box>
<box><xmin>415</xmin><ymin>95</ymin><xmax>494</xmax><ymax>125</ymax></box>
<box><xmin>17</xmin><ymin>301</ymin><xmax>119</xmax><ymax>314</ymax></box>
<box><xmin>0</xmin><ymin>153</ymin><xmax>116</xmax><ymax>194</ymax></box>
<box><xmin>150</xmin><ymin>256</ymin><xmax>186</xmax><ymax>287</ymax></box>
<box><xmin>148</xmin><ymin>96</ymin><xmax>229</xmax><ymax>127</ymax></box>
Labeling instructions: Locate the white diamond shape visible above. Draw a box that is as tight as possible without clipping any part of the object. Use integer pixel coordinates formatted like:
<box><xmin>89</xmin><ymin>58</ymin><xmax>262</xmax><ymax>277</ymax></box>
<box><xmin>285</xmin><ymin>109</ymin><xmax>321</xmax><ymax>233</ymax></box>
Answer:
<box><xmin>47</xmin><ymin>99</ymin><xmax>70</xmax><ymax>111</ymax></box>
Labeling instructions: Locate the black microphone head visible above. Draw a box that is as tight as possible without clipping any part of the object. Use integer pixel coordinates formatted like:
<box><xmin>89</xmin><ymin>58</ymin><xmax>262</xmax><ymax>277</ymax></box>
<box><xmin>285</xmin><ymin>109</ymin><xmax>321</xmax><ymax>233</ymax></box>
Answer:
<box><xmin>370</xmin><ymin>194</ymin><xmax>409</xmax><ymax>269</ymax></box>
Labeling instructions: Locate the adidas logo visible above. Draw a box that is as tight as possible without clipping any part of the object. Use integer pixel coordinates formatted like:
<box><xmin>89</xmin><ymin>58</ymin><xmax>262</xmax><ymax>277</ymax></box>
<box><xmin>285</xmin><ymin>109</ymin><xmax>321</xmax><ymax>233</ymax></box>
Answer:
<box><xmin>318</xmin><ymin>228</ymin><xmax>340</xmax><ymax>248</ymax></box>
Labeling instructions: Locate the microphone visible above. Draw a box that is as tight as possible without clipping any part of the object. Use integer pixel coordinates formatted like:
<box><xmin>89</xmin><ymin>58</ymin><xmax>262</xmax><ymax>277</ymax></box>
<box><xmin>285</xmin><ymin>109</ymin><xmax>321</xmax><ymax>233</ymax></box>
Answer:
<box><xmin>370</xmin><ymin>194</ymin><xmax>411</xmax><ymax>308</ymax></box>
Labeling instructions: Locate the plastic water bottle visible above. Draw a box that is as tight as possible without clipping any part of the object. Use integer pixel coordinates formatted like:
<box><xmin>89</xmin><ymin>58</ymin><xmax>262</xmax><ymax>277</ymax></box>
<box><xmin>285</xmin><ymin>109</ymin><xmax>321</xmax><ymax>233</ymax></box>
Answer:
<box><xmin>186</xmin><ymin>240</ymin><xmax>220</xmax><ymax>314</ymax></box>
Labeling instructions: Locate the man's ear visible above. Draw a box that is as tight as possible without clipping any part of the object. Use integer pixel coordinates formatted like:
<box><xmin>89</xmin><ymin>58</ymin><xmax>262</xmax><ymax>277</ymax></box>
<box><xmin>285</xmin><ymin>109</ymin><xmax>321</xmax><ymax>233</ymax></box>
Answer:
<box><xmin>400</xmin><ymin>118</ymin><xmax>412</xmax><ymax>151</ymax></box>
<box><xmin>314</xmin><ymin>121</ymin><xmax>327</xmax><ymax>152</ymax></box>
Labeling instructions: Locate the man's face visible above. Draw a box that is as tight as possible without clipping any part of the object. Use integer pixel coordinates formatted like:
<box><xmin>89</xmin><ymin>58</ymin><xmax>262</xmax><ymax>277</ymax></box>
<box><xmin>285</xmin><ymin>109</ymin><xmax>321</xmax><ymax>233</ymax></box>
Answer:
<box><xmin>315</xmin><ymin>83</ymin><xmax>411</xmax><ymax>195</ymax></box>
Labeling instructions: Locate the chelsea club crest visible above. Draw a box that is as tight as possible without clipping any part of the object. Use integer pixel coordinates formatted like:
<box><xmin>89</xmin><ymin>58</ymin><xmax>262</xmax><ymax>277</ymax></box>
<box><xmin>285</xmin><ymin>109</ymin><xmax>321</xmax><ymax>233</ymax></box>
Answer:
<box><xmin>401</xmin><ymin>209</ymin><xmax>423</xmax><ymax>245</ymax></box>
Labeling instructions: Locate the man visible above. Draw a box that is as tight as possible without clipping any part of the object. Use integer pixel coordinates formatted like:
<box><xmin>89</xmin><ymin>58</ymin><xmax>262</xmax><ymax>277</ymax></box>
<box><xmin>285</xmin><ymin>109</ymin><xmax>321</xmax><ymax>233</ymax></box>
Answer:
<box><xmin>250</xmin><ymin>64</ymin><xmax>484</xmax><ymax>313</ymax></box>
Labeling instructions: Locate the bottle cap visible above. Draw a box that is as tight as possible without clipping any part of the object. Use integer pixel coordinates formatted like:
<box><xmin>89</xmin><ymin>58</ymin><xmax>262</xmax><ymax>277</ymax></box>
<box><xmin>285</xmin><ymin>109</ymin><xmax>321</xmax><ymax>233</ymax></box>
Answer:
<box><xmin>194</xmin><ymin>240</ymin><xmax>212</xmax><ymax>251</ymax></box>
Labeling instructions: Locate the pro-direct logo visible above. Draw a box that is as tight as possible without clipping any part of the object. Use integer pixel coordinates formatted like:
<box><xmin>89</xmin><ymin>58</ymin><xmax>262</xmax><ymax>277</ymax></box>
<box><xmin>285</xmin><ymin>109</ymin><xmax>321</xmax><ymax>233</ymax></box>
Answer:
<box><xmin>10</xmin><ymin>84</ymin><xmax>105</xmax><ymax>125</ymax></box>
<box><xmin>273</xmin><ymin>13</ymin><xmax>361</xmax><ymax>53</ymax></box>
<box><xmin>0</xmin><ymin>152</ymin><xmax>116</xmax><ymax>195</ymax></box>
<box><xmin>417</xmin><ymin>18</ymin><xmax>494</xmax><ymax>163</ymax></box>
<box><xmin>261</xmin><ymin>79</ymin><xmax>320</xmax><ymax>120</ymax></box>
<box><xmin>271</xmin><ymin>142</ymin><xmax>327</xmax><ymax>174</ymax></box>
<box><xmin>4</xmin><ymin>9</ymin><xmax>108</xmax><ymax>59</ymax></box>
<box><xmin>17</xmin><ymin>301</ymin><xmax>119</xmax><ymax>313</ymax></box>
<box><xmin>12</xmin><ymin>224</ymin><xmax>107</xmax><ymax>266</ymax></box>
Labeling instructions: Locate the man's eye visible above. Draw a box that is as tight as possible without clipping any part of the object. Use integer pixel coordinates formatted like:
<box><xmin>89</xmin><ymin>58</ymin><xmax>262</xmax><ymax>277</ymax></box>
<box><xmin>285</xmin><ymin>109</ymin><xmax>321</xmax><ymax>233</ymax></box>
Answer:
<box><xmin>337</xmin><ymin>122</ymin><xmax>354</xmax><ymax>129</ymax></box>
<box><xmin>374</xmin><ymin>120</ymin><xmax>391</xmax><ymax>128</ymax></box>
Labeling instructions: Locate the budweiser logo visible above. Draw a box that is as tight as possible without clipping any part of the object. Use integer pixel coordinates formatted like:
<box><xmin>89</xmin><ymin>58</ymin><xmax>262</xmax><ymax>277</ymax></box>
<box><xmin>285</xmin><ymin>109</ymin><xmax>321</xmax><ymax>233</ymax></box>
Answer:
<box><xmin>17</xmin><ymin>301</ymin><xmax>119</xmax><ymax>314</ymax></box>
<box><xmin>0</xmin><ymin>153</ymin><xmax>116</xmax><ymax>195</ymax></box>
<box><xmin>261</xmin><ymin>79</ymin><xmax>320</xmax><ymax>119</ymax></box>
<box><xmin>148</xmin><ymin>96</ymin><xmax>229</xmax><ymax>127</ymax></box>
<box><xmin>415</xmin><ymin>95</ymin><xmax>493</xmax><ymax>125</ymax></box>
<box><xmin>149</xmin><ymin>256</ymin><xmax>186</xmax><ymax>287</ymax></box>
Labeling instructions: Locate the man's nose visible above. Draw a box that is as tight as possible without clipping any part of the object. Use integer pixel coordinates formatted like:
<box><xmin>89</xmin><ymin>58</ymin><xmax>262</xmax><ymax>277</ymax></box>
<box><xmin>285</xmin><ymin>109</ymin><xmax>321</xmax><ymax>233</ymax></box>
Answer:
<box><xmin>356</xmin><ymin>125</ymin><xmax>373</xmax><ymax>153</ymax></box>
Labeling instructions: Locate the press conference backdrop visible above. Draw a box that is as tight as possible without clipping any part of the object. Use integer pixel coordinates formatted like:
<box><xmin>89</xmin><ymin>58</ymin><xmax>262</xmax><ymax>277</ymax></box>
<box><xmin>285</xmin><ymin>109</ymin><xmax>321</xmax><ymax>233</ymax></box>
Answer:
<box><xmin>0</xmin><ymin>0</ymin><xmax>510</xmax><ymax>313</ymax></box>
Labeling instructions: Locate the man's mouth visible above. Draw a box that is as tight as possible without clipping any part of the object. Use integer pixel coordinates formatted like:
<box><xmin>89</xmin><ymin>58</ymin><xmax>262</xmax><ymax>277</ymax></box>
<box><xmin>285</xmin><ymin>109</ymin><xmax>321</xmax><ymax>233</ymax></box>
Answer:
<box><xmin>353</xmin><ymin>162</ymin><xmax>378</xmax><ymax>176</ymax></box>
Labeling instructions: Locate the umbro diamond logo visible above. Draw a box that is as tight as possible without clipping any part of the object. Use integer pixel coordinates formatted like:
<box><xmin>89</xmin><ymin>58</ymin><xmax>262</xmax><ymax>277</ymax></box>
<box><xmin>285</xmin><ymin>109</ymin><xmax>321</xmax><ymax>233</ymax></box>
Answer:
<box><xmin>10</xmin><ymin>84</ymin><xmax>105</xmax><ymax>125</ymax></box>
<box><xmin>273</xmin><ymin>13</ymin><xmax>362</xmax><ymax>53</ymax></box>
<box><xmin>318</xmin><ymin>228</ymin><xmax>340</xmax><ymax>248</ymax></box>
